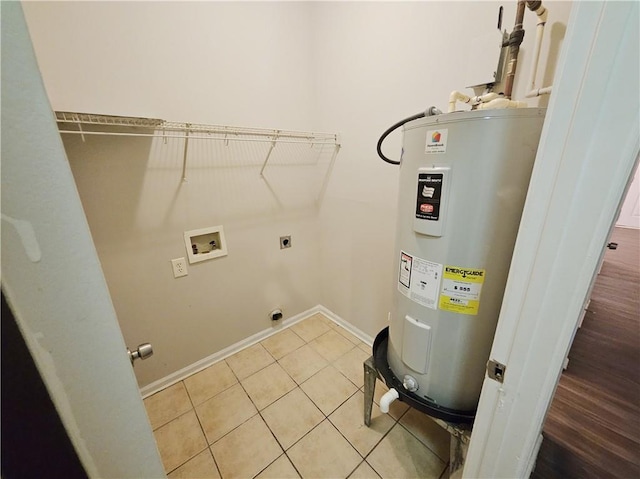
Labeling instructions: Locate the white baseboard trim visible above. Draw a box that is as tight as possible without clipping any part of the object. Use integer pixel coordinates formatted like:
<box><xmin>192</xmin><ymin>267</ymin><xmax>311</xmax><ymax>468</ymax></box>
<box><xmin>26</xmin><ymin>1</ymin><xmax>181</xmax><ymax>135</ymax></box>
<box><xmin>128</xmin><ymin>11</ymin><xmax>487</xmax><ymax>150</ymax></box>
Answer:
<box><xmin>316</xmin><ymin>305</ymin><xmax>374</xmax><ymax>346</ymax></box>
<box><xmin>139</xmin><ymin>304</ymin><xmax>372</xmax><ymax>398</ymax></box>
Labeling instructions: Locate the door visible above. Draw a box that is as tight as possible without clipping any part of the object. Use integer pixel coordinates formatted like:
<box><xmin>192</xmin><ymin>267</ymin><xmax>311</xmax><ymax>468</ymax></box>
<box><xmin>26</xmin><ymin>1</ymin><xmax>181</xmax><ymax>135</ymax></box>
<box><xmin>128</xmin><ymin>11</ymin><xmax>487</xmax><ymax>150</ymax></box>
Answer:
<box><xmin>463</xmin><ymin>1</ymin><xmax>639</xmax><ymax>477</ymax></box>
<box><xmin>1</xmin><ymin>3</ymin><xmax>165</xmax><ymax>477</ymax></box>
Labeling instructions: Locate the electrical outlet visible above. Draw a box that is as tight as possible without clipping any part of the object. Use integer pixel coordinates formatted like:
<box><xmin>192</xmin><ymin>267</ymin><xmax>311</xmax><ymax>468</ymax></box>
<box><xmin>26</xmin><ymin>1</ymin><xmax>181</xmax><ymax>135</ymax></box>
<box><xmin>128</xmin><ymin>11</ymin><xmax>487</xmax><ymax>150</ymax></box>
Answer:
<box><xmin>171</xmin><ymin>258</ymin><xmax>188</xmax><ymax>278</ymax></box>
<box><xmin>280</xmin><ymin>235</ymin><xmax>292</xmax><ymax>249</ymax></box>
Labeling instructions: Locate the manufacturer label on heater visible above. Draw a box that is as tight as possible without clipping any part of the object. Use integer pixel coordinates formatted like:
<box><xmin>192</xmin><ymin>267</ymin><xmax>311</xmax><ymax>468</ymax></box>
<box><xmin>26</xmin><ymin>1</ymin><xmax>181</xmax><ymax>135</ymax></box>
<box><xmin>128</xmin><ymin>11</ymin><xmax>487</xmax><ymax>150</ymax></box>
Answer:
<box><xmin>398</xmin><ymin>251</ymin><xmax>443</xmax><ymax>310</ymax></box>
<box><xmin>425</xmin><ymin>128</ymin><xmax>448</xmax><ymax>154</ymax></box>
<box><xmin>416</xmin><ymin>173</ymin><xmax>443</xmax><ymax>222</ymax></box>
<box><xmin>439</xmin><ymin>265</ymin><xmax>485</xmax><ymax>315</ymax></box>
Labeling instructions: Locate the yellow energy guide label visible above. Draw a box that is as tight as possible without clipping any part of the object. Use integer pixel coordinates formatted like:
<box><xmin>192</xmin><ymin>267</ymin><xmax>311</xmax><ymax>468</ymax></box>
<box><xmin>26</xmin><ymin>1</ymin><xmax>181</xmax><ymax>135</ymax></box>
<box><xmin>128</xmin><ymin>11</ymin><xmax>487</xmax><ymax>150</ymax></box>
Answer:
<box><xmin>439</xmin><ymin>265</ymin><xmax>485</xmax><ymax>315</ymax></box>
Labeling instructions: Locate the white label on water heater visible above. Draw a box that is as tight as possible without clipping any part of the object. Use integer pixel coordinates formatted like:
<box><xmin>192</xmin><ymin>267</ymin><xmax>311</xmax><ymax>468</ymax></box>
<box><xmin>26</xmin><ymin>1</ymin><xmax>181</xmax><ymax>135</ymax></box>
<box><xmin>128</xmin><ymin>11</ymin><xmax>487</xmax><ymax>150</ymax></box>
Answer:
<box><xmin>425</xmin><ymin>128</ymin><xmax>448</xmax><ymax>154</ymax></box>
<box><xmin>398</xmin><ymin>251</ymin><xmax>443</xmax><ymax>310</ymax></box>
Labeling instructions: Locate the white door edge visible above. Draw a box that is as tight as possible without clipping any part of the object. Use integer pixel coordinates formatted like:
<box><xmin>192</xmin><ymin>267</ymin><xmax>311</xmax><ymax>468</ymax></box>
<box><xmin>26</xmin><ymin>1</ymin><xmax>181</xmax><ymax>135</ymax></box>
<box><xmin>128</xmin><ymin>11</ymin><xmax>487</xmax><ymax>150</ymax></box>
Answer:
<box><xmin>1</xmin><ymin>4</ymin><xmax>165</xmax><ymax>477</ymax></box>
<box><xmin>464</xmin><ymin>1</ymin><xmax>640</xmax><ymax>477</ymax></box>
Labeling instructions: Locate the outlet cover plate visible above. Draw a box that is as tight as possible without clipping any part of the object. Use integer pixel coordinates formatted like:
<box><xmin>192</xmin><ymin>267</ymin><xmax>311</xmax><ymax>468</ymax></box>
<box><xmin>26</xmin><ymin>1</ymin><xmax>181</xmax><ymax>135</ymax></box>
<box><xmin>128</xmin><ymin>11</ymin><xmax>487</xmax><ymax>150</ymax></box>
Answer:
<box><xmin>171</xmin><ymin>258</ymin><xmax>188</xmax><ymax>278</ymax></box>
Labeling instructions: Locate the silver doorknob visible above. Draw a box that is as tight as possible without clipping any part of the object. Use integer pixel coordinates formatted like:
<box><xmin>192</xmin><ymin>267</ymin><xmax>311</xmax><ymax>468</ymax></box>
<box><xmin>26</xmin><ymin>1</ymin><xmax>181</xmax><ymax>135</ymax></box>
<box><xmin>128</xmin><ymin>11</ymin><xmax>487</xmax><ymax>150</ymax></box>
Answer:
<box><xmin>127</xmin><ymin>343</ymin><xmax>153</xmax><ymax>366</ymax></box>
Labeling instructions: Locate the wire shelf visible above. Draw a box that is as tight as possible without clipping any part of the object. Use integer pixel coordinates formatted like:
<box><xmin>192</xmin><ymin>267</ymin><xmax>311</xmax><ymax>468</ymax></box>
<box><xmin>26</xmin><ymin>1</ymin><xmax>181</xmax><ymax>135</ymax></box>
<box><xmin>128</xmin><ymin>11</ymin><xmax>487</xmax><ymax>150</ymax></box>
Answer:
<box><xmin>55</xmin><ymin>111</ymin><xmax>164</xmax><ymax>128</ymax></box>
<box><xmin>55</xmin><ymin>111</ymin><xmax>339</xmax><ymax>143</ymax></box>
<box><xmin>54</xmin><ymin>111</ymin><xmax>341</xmax><ymax>201</ymax></box>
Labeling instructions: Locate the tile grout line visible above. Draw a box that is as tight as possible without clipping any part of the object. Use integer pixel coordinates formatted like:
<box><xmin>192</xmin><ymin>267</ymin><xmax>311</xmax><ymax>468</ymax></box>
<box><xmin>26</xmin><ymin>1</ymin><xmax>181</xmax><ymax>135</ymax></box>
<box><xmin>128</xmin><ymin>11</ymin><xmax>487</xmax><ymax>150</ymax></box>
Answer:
<box><xmin>257</xmin><ymin>335</ymin><xmax>330</xmax><ymax>462</ymax></box>
<box><xmin>250</xmin><ymin>336</ymin><xmax>363</xmax><ymax>475</ymax></box>
<box><xmin>146</xmin><ymin>379</ymin><xmax>217</xmax><ymax>431</ymax></box>
<box><xmin>396</xmin><ymin>414</ymin><xmax>453</xmax><ymax>464</ymax></box>
<box><xmin>282</xmin><ymin>451</ymin><xmax>305</xmax><ymax>479</ymax></box>
<box><xmin>194</xmin><ymin>356</ymin><xmax>266</xmax><ymax>477</ymax></box>
<box><xmin>149</xmin><ymin>314</ymin><xmax>409</xmax><ymax>479</ymax></box>
<box><xmin>324</xmin><ymin>388</ymin><xmax>367</xmax><ymax>454</ymax></box>
<box><xmin>229</xmin><ymin>347</ymin><xmax>293</xmax><ymax>478</ymax></box>
<box><xmin>361</xmin><ymin>418</ymin><xmax>449</xmax><ymax>479</ymax></box>
<box><xmin>196</xmin><ymin>325</ymin><xmax>316</xmax><ymax>467</ymax></box>
<box><xmin>152</xmin><ymin>392</ymin><xmax>208</xmax><ymax>475</ymax></box>
<box><xmin>198</xmin><ymin>366</ymin><xmax>408</xmax><ymax>476</ymax></box>
<box><xmin>262</xmin><ymin>326</ymin><xmax>308</xmax><ymax>361</ymax></box>
<box><xmin>356</xmin><ymin>402</ymin><xmax>411</xmax><ymax>478</ymax></box>
<box><xmin>270</xmin><ymin>358</ymin><xmax>368</xmax><ymax>474</ymax></box>
<box><xmin>344</xmin><ymin>459</ymin><xmax>373</xmax><ymax>479</ymax></box>
<box><xmin>153</xmin><ymin>408</ymin><xmax>207</xmax><ymax>476</ymax></box>
<box><xmin>180</xmin><ymin>379</ymin><xmax>223</xmax><ymax>478</ymax></box>
<box><xmin>227</xmin><ymin>342</ymin><xmax>277</xmax><ymax>384</ymax></box>
<box><xmin>328</xmin><ymin>387</ymin><xmax>409</xmax><ymax>479</ymax></box>
<box><xmin>439</xmin><ymin>461</ymin><xmax>451</xmax><ymax>479</ymax></box>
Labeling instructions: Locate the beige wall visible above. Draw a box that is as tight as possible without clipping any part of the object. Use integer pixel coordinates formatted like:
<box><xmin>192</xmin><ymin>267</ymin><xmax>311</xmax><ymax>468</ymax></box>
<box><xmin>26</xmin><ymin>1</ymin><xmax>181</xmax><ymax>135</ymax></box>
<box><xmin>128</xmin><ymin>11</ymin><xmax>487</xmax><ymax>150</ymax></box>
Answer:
<box><xmin>61</xmin><ymin>131</ymin><xmax>328</xmax><ymax>386</ymax></box>
<box><xmin>22</xmin><ymin>1</ymin><xmax>316</xmax><ymax>128</ymax></box>
<box><xmin>23</xmin><ymin>1</ymin><xmax>573</xmax><ymax>387</ymax></box>
<box><xmin>23</xmin><ymin>1</ymin><xmax>322</xmax><ymax>387</ymax></box>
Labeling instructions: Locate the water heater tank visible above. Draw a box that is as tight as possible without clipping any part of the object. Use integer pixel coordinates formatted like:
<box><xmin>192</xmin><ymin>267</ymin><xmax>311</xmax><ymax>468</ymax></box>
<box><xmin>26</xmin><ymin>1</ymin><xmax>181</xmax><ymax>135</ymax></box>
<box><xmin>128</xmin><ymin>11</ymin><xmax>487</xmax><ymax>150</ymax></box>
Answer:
<box><xmin>386</xmin><ymin>108</ymin><xmax>545</xmax><ymax>417</ymax></box>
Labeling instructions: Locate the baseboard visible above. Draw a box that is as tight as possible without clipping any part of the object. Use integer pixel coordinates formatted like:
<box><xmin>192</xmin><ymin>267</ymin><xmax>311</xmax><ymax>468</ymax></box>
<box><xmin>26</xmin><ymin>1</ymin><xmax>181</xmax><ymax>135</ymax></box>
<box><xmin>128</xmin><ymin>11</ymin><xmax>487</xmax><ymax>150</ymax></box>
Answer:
<box><xmin>316</xmin><ymin>305</ymin><xmax>374</xmax><ymax>346</ymax></box>
<box><xmin>139</xmin><ymin>304</ymin><xmax>372</xmax><ymax>398</ymax></box>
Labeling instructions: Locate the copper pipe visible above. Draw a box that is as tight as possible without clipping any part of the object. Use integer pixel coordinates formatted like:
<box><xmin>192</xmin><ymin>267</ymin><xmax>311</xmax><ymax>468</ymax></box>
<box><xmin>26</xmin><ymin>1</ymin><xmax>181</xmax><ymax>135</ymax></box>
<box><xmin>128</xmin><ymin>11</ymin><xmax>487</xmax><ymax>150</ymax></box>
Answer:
<box><xmin>504</xmin><ymin>0</ymin><xmax>527</xmax><ymax>99</ymax></box>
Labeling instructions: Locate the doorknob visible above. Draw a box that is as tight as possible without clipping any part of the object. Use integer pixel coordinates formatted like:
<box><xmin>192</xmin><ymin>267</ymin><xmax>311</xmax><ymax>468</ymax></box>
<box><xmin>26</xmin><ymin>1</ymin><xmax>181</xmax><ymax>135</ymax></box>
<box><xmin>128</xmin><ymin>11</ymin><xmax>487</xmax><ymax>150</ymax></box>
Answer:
<box><xmin>127</xmin><ymin>343</ymin><xmax>153</xmax><ymax>366</ymax></box>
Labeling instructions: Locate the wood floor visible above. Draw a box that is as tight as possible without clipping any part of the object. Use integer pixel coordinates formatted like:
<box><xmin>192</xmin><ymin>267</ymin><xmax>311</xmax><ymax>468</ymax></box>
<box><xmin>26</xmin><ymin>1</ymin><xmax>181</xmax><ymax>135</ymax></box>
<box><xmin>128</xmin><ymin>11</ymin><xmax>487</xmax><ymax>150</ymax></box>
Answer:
<box><xmin>532</xmin><ymin>227</ymin><xmax>640</xmax><ymax>478</ymax></box>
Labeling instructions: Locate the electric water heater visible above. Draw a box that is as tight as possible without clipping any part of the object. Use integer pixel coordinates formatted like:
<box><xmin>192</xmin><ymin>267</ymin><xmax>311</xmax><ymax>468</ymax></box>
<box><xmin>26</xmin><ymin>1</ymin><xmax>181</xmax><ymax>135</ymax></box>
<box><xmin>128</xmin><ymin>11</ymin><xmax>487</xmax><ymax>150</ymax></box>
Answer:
<box><xmin>377</xmin><ymin>108</ymin><xmax>545</xmax><ymax>421</ymax></box>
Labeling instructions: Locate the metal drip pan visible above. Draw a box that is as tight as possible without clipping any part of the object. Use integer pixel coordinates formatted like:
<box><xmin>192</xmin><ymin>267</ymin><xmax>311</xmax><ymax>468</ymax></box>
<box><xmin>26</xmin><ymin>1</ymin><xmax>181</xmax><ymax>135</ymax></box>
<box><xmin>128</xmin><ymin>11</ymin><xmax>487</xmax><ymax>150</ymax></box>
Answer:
<box><xmin>373</xmin><ymin>327</ymin><xmax>476</xmax><ymax>424</ymax></box>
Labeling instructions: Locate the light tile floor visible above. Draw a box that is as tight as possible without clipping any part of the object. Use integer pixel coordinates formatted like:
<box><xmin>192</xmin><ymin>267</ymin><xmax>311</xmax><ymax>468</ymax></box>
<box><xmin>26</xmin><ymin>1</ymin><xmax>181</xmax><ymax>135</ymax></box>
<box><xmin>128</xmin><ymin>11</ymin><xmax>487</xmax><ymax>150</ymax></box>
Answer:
<box><xmin>144</xmin><ymin>313</ymin><xmax>451</xmax><ymax>479</ymax></box>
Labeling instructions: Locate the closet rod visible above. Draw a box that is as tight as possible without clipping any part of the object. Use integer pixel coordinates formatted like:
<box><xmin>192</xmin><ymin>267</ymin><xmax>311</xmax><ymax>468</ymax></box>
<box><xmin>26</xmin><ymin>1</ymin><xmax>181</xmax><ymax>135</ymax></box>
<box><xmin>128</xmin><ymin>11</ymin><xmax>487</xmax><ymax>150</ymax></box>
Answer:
<box><xmin>57</xmin><ymin>130</ymin><xmax>338</xmax><ymax>146</ymax></box>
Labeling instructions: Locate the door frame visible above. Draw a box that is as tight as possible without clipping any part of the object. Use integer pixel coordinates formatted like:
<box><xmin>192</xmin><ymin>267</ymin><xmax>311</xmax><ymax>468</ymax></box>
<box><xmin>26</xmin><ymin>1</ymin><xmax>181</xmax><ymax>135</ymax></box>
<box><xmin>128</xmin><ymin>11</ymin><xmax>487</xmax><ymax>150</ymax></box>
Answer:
<box><xmin>464</xmin><ymin>1</ymin><xmax>640</xmax><ymax>477</ymax></box>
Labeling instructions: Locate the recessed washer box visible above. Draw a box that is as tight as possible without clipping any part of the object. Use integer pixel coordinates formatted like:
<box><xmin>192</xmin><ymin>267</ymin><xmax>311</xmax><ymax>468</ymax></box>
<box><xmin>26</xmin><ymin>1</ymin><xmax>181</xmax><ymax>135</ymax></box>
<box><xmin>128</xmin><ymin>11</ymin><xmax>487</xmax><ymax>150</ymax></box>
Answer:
<box><xmin>184</xmin><ymin>226</ymin><xmax>228</xmax><ymax>264</ymax></box>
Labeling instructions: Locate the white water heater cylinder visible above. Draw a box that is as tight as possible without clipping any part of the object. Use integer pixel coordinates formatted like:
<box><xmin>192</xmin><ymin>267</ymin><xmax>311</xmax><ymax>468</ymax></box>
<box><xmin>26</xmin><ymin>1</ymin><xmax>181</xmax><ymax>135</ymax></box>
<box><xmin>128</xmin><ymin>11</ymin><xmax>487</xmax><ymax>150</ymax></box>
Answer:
<box><xmin>387</xmin><ymin>108</ymin><xmax>545</xmax><ymax>413</ymax></box>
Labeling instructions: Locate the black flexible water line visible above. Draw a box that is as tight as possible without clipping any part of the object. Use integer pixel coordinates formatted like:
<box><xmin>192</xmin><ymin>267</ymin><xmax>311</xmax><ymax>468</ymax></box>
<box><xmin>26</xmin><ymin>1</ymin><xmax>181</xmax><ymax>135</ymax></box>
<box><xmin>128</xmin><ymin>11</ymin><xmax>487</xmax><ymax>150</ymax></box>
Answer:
<box><xmin>376</xmin><ymin>106</ymin><xmax>441</xmax><ymax>165</ymax></box>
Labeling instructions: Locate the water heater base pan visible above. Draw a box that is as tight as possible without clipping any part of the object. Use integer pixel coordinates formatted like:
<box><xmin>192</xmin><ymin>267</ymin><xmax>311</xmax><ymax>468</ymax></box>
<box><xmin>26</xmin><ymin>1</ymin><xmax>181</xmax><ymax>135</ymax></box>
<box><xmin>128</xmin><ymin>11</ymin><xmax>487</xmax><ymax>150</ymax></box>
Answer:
<box><xmin>373</xmin><ymin>327</ymin><xmax>476</xmax><ymax>424</ymax></box>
